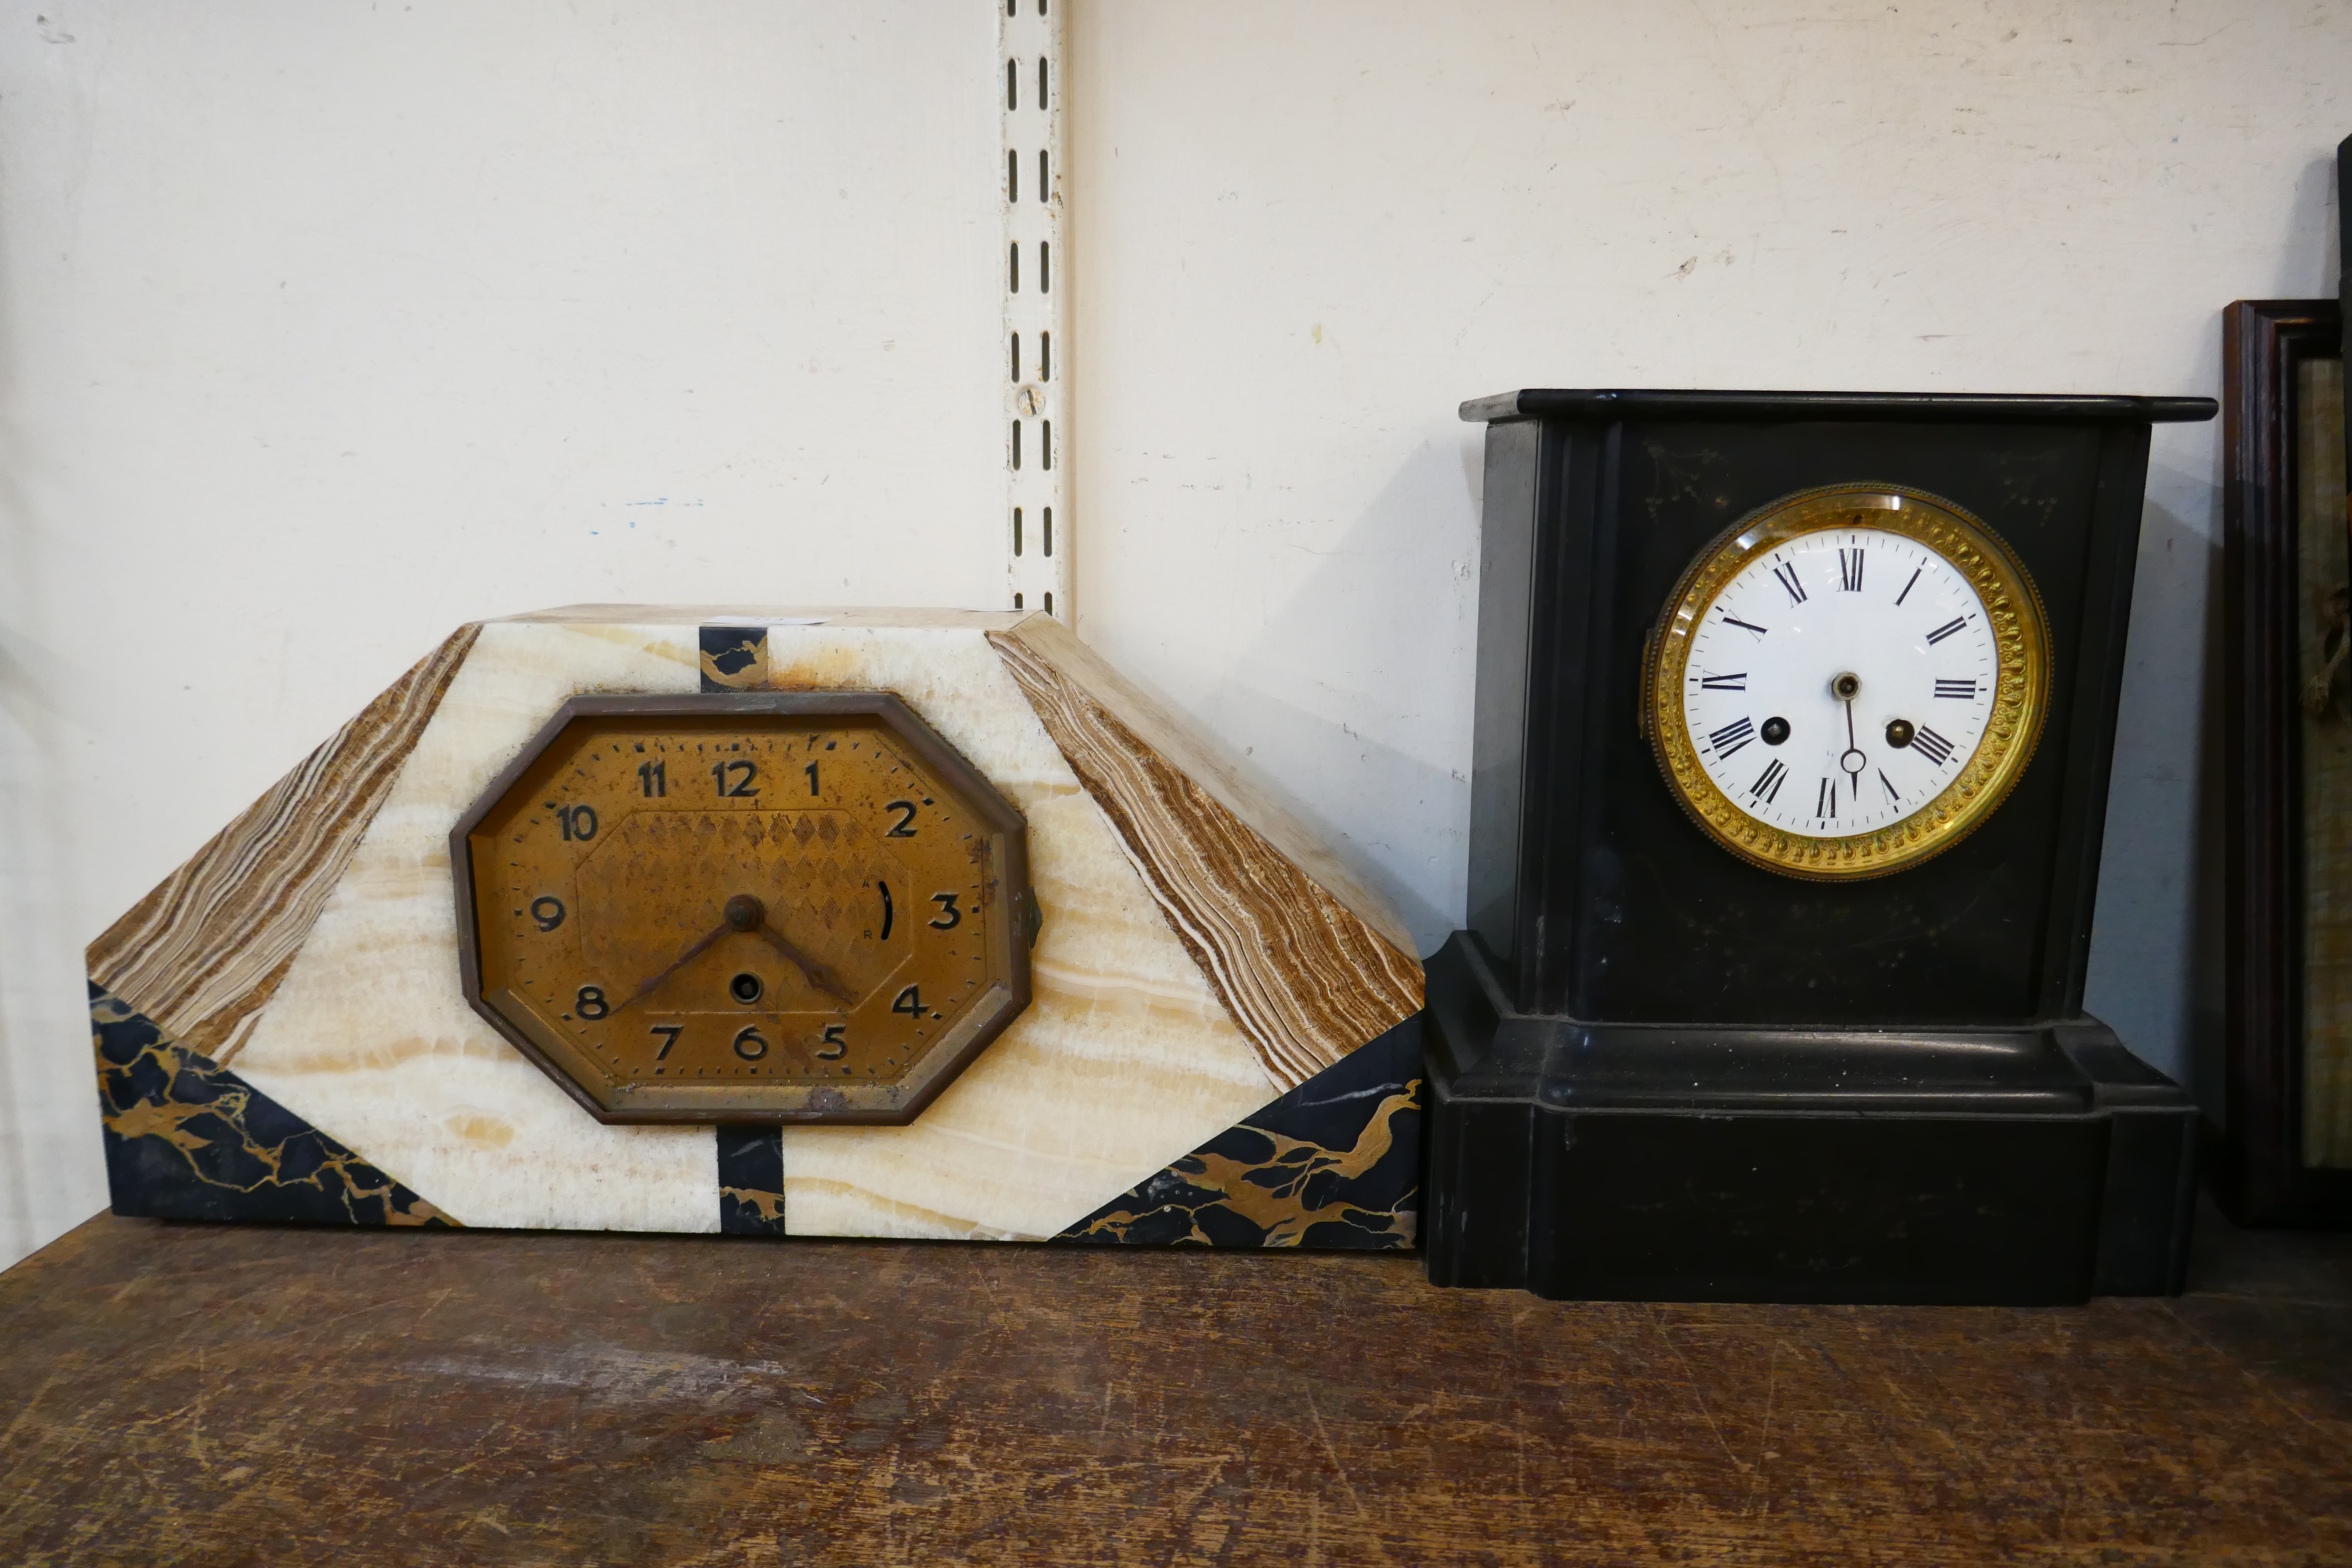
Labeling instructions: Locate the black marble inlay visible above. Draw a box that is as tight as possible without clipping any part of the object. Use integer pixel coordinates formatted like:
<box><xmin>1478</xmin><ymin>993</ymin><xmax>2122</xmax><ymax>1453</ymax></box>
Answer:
<box><xmin>1057</xmin><ymin>1015</ymin><xmax>1423</xmax><ymax>1249</ymax></box>
<box><xmin>717</xmin><ymin>1126</ymin><xmax>789</xmax><ymax>1235</ymax></box>
<box><xmin>700</xmin><ymin>624</ymin><xmax>768</xmax><ymax>691</ymax></box>
<box><xmin>90</xmin><ymin>982</ymin><xmax>454</xmax><ymax>1228</ymax></box>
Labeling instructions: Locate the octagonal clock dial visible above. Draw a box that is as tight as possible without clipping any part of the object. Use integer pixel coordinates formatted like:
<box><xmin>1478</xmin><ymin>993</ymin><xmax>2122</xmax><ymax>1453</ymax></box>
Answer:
<box><xmin>1644</xmin><ymin>484</ymin><xmax>2051</xmax><ymax>881</ymax></box>
<box><xmin>452</xmin><ymin>692</ymin><xmax>1033</xmax><ymax>1124</ymax></box>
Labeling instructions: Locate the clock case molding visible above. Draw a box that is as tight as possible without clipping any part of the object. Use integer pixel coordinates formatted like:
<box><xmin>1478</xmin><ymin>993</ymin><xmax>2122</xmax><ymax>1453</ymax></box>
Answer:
<box><xmin>1430</xmin><ymin>389</ymin><xmax>2217</xmax><ymax>1305</ymax></box>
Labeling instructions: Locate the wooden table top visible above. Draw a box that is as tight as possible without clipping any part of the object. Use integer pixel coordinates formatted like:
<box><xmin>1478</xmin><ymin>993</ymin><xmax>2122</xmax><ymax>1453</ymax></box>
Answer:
<box><xmin>1</xmin><ymin>1204</ymin><xmax>2346</xmax><ymax>1565</ymax></box>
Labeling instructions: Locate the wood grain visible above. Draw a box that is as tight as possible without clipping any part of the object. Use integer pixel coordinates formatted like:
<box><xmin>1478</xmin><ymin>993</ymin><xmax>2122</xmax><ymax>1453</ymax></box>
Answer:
<box><xmin>0</xmin><ymin>1205</ymin><xmax>2346</xmax><ymax>1565</ymax></box>
<box><xmin>86</xmin><ymin>625</ymin><xmax>479</xmax><ymax>1059</ymax></box>
<box><xmin>990</xmin><ymin>619</ymin><xmax>1422</xmax><ymax>1090</ymax></box>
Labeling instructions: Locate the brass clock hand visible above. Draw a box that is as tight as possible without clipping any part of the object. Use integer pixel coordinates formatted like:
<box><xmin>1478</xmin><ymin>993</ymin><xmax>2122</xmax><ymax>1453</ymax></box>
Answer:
<box><xmin>752</xmin><ymin>916</ymin><xmax>860</xmax><ymax>1009</ymax></box>
<box><xmin>627</xmin><ymin>893</ymin><xmax>769</xmax><ymax>1008</ymax></box>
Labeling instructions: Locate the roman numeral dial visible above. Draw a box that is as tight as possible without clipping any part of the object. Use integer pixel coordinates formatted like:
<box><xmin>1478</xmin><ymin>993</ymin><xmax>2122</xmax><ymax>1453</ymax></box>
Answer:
<box><xmin>1646</xmin><ymin>487</ymin><xmax>2050</xmax><ymax>879</ymax></box>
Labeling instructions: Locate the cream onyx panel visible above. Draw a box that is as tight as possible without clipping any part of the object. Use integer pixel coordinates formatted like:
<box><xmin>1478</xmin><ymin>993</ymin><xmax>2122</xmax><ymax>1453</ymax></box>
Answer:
<box><xmin>227</xmin><ymin>609</ymin><xmax>1289</xmax><ymax>1239</ymax></box>
<box><xmin>750</xmin><ymin>621</ymin><xmax>1280</xmax><ymax>1239</ymax></box>
<box><xmin>227</xmin><ymin>620</ymin><xmax>717</xmax><ymax>1233</ymax></box>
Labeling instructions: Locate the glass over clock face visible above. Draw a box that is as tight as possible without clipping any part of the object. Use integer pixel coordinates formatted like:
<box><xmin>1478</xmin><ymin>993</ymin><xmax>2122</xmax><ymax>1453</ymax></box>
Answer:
<box><xmin>452</xmin><ymin>693</ymin><xmax>1032</xmax><ymax>1124</ymax></box>
<box><xmin>1644</xmin><ymin>484</ymin><xmax>2050</xmax><ymax>881</ymax></box>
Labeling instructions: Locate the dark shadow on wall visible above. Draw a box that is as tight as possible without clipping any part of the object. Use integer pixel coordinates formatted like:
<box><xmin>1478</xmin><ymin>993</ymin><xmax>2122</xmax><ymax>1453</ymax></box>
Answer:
<box><xmin>1084</xmin><ymin>429</ymin><xmax>1486</xmax><ymax>959</ymax></box>
<box><xmin>2190</xmin><ymin>471</ymin><xmax>2229</xmax><ymax>1136</ymax></box>
<box><xmin>2083</xmin><ymin>456</ymin><xmax>2221</xmax><ymax>1093</ymax></box>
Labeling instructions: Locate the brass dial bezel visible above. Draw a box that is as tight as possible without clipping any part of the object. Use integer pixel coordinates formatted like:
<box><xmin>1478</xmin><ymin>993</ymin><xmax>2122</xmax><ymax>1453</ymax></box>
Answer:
<box><xmin>450</xmin><ymin>691</ymin><xmax>1035</xmax><ymax>1126</ymax></box>
<box><xmin>1643</xmin><ymin>483</ymin><xmax>2052</xmax><ymax>882</ymax></box>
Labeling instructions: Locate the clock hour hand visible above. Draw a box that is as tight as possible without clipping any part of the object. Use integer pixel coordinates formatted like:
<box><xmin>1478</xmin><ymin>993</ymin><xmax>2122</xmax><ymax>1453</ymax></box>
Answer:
<box><xmin>751</xmin><ymin>917</ymin><xmax>860</xmax><ymax>1010</ymax></box>
<box><xmin>1832</xmin><ymin>670</ymin><xmax>1867</xmax><ymax>788</ymax></box>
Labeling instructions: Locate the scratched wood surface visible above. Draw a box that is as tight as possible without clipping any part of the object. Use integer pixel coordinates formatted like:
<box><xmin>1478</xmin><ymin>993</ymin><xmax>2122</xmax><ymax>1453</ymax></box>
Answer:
<box><xmin>1</xmin><ymin>1206</ymin><xmax>2347</xmax><ymax>1566</ymax></box>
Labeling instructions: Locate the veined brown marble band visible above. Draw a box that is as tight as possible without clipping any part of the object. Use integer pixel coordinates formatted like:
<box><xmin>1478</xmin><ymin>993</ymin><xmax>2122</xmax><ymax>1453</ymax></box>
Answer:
<box><xmin>989</xmin><ymin>623</ymin><xmax>1423</xmax><ymax>1091</ymax></box>
<box><xmin>87</xmin><ymin>625</ymin><xmax>482</xmax><ymax>1060</ymax></box>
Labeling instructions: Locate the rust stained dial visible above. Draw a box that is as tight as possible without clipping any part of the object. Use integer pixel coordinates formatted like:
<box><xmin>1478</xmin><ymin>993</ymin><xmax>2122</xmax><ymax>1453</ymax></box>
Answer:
<box><xmin>452</xmin><ymin>693</ymin><xmax>1035</xmax><ymax>1125</ymax></box>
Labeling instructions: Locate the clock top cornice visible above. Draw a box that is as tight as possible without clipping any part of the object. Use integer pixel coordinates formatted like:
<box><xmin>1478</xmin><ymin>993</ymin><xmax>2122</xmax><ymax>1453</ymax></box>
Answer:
<box><xmin>1460</xmin><ymin>389</ymin><xmax>2217</xmax><ymax>426</ymax></box>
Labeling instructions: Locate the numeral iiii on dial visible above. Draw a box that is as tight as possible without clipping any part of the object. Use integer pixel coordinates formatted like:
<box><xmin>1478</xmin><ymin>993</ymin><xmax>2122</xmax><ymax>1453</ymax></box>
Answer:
<box><xmin>1707</xmin><ymin>717</ymin><xmax>1755</xmax><ymax>759</ymax></box>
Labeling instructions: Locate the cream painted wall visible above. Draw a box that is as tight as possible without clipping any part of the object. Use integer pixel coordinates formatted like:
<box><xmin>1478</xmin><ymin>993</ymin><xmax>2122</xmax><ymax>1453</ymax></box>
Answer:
<box><xmin>1070</xmin><ymin>0</ymin><xmax>2346</xmax><ymax>1108</ymax></box>
<box><xmin>1</xmin><ymin>1</ymin><xmax>2344</xmax><ymax>1268</ymax></box>
<box><xmin>0</xmin><ymin>2</ymin><xmax>1004</xmax><ymax>1264</ymax></box>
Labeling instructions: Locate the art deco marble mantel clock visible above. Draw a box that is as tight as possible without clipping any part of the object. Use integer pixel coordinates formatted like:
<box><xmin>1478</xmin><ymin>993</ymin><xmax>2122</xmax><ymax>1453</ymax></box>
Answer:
<box><xmin>89</xmin><ymin>609</ymin><xmax>1423</xmax><ymax>1246</ymax></box>
<box><xmin>1429</xmin><ymin>389</ymin><xmax>2217</xmax><ymax>1305</ymax></box>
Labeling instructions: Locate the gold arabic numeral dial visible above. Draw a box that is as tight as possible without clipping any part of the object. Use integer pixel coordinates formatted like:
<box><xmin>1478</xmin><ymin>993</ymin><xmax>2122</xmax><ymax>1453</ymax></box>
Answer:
<box><xmin>1649</xmin><ymin>486</ymin><xmax>2049</xmax><ymax>880</ymax></box>
<box><xmin>460</xmin><ymin>703</ymin><xmax>1028</xmax><ymax>1122</ymax></box>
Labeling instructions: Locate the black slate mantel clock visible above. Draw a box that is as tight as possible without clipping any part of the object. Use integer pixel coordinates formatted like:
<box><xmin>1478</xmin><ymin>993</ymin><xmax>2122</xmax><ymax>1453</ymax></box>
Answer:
<box><xmin>1427</xmin><ymin>389</ymin><xmax>2217</xmax><ymax>1305</ymax></box>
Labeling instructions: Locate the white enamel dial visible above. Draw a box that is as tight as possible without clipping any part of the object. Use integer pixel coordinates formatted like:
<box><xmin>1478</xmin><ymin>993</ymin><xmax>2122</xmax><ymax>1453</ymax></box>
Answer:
<box><xmin>1683</xmin><ymin>527</ymin><xmax>1999</xmax><ymax>835</ymax></box>
<box><xmin>1648</xmin><ymin>485</ymin><xmax>2049</xmax><ymax>881</ymax></box>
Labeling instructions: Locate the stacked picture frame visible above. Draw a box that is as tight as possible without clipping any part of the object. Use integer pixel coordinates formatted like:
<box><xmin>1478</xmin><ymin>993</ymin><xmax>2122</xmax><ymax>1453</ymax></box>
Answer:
<box><xmin>2219</xmin><ymin>294</ymin><xmax>2352</xmax><ymax>1226</ymax></box>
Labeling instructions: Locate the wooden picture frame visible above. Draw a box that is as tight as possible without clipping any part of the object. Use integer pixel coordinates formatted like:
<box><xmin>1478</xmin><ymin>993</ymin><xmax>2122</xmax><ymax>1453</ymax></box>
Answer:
<box><xmin>2220</xmin><ymin>297</ymin><xmax>2352</xmax><ymax>1226</ymax></box>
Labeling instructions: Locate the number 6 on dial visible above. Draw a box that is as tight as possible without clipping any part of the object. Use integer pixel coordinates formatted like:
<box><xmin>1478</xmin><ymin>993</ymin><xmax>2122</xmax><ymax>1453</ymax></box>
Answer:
<box><xmin>451</xmin><ymin>691</ymin><xmax>1036</xmax><ymax>1126</ymax></box>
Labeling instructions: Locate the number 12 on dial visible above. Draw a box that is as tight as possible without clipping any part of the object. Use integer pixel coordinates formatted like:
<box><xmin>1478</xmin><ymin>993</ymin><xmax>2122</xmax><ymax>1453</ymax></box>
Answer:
<box><xmin>452</xmin><ymin>692</ymin><xmax>1035</xmax><ymax>1126</ymax></box>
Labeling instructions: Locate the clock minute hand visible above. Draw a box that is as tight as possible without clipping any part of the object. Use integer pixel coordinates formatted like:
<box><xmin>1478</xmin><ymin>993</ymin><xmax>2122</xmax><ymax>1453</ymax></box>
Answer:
<box><xmin>752</xmin><ymin>918</ymin><xmax>860</xmax><ymax>1010</ymax></box>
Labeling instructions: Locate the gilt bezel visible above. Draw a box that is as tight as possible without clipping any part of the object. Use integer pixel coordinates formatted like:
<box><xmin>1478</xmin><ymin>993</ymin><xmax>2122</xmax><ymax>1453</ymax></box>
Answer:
<box><xmin>1644</xmin><ymin>483</ymin><xmax>2052</xmax><ymax>882</ymax></box>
